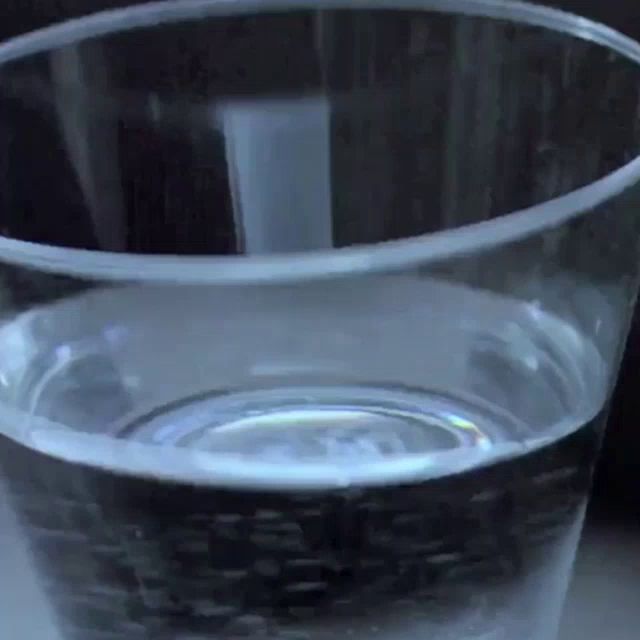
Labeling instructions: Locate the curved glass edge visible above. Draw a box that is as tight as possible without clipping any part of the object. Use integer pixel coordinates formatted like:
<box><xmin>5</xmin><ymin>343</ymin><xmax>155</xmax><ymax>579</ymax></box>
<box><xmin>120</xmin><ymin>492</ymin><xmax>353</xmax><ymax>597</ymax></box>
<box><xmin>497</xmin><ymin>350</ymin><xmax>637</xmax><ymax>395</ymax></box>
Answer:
<box><xmin>0</xmin><ymin>0</ymin><xmax>639</xmax><ymax>284</ymax></box>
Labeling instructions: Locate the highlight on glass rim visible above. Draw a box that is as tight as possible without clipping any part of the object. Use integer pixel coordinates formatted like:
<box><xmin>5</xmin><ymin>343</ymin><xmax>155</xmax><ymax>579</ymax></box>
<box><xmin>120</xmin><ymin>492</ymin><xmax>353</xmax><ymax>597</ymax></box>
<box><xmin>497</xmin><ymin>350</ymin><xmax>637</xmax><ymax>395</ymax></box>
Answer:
<box><xmin>1</xmin><ymin>1</ymin><xmax>640</xmax><ymax>639</ymax></box>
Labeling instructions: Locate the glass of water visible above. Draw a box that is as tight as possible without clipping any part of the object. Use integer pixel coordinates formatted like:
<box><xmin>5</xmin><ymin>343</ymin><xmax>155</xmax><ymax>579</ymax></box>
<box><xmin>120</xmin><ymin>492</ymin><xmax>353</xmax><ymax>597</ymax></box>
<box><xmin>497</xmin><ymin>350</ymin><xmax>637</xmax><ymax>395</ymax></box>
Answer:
<box><xmin>1</xmin><ymin>1</ymin><xmax>640</xmax><ymax>639</ymax></box>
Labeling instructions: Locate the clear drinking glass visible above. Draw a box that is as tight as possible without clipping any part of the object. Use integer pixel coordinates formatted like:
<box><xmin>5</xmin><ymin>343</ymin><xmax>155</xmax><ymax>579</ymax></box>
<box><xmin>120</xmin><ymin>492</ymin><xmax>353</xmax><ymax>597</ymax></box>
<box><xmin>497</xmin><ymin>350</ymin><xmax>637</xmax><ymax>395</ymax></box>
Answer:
<box><xmin>1</xmin><ymin>1</ymin><xmax>640</xmax><ymax>639</ymax></box>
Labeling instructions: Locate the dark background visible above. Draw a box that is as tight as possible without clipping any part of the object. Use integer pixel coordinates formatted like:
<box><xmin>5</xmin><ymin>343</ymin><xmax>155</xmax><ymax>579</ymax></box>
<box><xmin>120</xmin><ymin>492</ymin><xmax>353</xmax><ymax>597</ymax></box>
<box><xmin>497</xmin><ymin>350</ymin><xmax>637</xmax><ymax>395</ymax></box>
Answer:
<box><xmin>539</xmin><ymin>0</ymin><xmax>640</xmax><ymax>518</ymax></box>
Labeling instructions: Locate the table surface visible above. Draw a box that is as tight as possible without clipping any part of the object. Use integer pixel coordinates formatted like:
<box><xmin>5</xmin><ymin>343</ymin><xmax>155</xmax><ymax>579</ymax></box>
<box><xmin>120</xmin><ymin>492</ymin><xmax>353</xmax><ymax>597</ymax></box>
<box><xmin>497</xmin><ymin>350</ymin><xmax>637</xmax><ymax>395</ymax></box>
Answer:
<box><xmin>560</xmin><ymin>514</ymin><xmax>640</xmax><ymax>640</ymax></box>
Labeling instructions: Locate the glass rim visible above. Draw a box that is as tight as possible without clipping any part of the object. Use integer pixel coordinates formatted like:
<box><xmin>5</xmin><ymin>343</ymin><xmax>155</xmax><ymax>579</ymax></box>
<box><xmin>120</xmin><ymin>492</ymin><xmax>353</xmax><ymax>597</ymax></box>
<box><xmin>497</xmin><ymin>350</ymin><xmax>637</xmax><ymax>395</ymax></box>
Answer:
<box><xmin>1</xmin><ymin>0</ymin><xmax>640</xmax><ymax>285</ymax></box>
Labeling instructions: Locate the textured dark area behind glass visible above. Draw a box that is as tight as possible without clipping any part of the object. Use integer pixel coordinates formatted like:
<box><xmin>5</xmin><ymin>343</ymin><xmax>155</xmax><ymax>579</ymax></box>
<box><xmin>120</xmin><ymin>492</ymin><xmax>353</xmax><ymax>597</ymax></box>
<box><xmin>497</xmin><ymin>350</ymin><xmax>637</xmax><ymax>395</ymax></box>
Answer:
<box><xmin>1</xmin><ymin>9</ymin><xmax>638</xmax><ymax>252</ymax></box>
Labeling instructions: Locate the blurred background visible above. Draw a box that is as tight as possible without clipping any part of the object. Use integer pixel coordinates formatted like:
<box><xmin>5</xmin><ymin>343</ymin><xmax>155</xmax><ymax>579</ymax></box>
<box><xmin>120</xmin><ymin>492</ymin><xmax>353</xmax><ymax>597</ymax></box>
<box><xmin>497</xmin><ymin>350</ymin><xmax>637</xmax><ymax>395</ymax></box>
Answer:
<box><xmin>0</xmin><ymin>1</ymin><xmax>638</xmax><ymax>639</ymax></box>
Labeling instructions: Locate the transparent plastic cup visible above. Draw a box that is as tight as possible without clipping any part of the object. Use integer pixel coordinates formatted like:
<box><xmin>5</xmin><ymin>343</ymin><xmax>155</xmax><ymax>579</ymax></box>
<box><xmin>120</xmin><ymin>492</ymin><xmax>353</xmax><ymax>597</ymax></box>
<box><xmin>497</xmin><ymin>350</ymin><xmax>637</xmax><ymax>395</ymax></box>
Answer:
<box><xmin>1</xmin><ymin>1</ymin><xmax>640</xmax><ymax>639</ymax></box>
